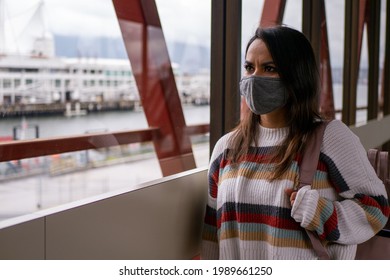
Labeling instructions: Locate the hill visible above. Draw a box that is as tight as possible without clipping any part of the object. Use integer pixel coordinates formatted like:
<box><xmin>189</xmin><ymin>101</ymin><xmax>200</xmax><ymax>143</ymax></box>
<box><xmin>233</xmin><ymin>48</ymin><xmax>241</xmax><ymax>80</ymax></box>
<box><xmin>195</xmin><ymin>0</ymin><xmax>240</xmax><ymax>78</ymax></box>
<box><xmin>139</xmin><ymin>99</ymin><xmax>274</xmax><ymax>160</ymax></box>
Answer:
<box><xmin>53</xmin><ymin>34</ymin><xmax>210</xmax><ymax>74</ymax></box>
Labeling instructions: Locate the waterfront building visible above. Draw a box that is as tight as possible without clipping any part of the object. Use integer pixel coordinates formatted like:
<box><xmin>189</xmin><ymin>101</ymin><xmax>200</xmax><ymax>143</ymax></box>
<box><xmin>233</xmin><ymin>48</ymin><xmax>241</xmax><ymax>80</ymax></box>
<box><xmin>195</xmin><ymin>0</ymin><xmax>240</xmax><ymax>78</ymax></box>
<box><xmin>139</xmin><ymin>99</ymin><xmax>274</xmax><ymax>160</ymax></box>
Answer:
<box><xmin>0</xmin><ymin>0</ymin><xmax>209</xmax><ymax>117</ymax></box>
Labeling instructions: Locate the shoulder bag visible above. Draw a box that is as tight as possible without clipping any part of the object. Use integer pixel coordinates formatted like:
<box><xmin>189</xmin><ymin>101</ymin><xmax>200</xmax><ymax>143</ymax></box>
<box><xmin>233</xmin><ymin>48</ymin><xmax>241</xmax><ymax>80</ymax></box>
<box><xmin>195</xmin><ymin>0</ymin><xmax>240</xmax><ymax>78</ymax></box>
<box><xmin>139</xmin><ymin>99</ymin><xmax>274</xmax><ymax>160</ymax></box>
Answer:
<box><xmin>300</xmin><ymin>121</ymin><xmax>390</xmax><ymax>260</ymax></box>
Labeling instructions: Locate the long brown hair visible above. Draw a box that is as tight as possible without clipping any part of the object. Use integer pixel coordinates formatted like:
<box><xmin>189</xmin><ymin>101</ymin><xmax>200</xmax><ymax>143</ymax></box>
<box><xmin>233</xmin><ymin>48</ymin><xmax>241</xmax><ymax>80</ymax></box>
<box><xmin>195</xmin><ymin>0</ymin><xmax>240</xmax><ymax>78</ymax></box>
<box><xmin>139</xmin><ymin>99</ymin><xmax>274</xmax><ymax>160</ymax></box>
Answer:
<box><xmin>228</xmin><ymin>26</ymin><xmax>323</xmax><ymax>179</ymax></box>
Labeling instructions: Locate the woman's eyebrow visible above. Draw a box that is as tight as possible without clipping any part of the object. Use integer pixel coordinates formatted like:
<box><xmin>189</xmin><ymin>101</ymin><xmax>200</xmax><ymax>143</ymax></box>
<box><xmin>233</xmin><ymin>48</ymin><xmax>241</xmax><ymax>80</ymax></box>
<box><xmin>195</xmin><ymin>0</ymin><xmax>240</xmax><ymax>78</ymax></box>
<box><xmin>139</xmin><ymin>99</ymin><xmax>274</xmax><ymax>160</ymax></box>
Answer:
<box><xmin>261</xmin><ymin>61</ymin><xmax>275</xmax><ymax>66</ymax></box>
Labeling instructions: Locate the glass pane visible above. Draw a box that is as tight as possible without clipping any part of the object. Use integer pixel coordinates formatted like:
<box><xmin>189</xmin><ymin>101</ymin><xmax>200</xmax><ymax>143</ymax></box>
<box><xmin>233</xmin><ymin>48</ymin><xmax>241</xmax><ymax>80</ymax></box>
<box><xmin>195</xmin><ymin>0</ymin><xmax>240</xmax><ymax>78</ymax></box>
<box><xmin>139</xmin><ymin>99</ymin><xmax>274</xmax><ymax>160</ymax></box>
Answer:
<box><xmin>156</xmin><ymin>0</ymin><xmax>210</xmax><ymax>167</ymax></box>
<box><xmin>325</xmin><ymin>0</ymin><xmax>345</xmax><ymax>121</ymax></box>
<box><xmin>0</xmin><ymin>0</ymin><xmax>211</xmax><ymax>219</ymax></box>
<box><xmin>242</xmin><ymin>0</ymin><xmax>264</xmax><ymax>61</ymax></box>
<box><xmin>284</xmin><ymin>0</ymin><xmax>302</xmax><ymax>31</ymax></box>
<box><xmin>1</xmin><ymin>0</ymin><xmax>143</xmax><ymax>138</ymax></box>
<box><xmin>0</xmin><ymin>145</ymin><xmax>161</xmax><ymax>221</ymax></box>
<box><xmin>156</xmin><ymin>0</ymin><xmax>211</xmax><ymax>118</ymax></box>
<box><xmin>0</xmin><ymin>0</ymin><xmax>211</xmax><ymax>220</ymax></box>
<box><xmin>241</xmin><ymin>0</ymin><xmax>302</xmax><ymax>68</ymax></box>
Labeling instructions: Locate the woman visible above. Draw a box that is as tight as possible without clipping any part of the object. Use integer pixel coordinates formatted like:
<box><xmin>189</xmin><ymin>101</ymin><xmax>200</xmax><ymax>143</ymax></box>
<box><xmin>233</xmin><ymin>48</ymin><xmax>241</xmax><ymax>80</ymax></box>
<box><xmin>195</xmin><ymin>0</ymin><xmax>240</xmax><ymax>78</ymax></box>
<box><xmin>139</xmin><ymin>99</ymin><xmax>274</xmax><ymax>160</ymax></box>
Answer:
<box><xmin>201</xmin><ymin>25</ymin><xmax>389</xmax><ymax>260</ymax></box>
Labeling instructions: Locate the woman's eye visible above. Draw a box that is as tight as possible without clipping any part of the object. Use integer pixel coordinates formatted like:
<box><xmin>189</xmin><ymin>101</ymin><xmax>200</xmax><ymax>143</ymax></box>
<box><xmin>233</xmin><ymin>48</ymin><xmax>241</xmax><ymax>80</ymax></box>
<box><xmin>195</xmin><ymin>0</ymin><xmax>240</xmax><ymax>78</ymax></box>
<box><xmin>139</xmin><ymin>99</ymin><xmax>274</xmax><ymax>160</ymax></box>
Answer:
<box><xmin>264</xmin><ymin>65</ymin><xmax>277</xmax><ymax>72</ymax></box>
<box><xmin>244</xmin><ymin>64</ymin><xmax>254</xmax><ymax>72</ymax></box>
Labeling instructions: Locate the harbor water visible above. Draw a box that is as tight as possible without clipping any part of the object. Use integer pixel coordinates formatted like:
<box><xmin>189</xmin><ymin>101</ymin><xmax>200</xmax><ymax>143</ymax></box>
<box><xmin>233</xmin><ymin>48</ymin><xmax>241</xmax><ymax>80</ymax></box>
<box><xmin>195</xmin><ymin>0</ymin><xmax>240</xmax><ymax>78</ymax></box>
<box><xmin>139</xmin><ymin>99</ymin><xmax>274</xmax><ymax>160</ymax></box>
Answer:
<box><xmin>0</xmin><ymin>104</ymin><xmax>210</xmax><ymax>139</ymax></box>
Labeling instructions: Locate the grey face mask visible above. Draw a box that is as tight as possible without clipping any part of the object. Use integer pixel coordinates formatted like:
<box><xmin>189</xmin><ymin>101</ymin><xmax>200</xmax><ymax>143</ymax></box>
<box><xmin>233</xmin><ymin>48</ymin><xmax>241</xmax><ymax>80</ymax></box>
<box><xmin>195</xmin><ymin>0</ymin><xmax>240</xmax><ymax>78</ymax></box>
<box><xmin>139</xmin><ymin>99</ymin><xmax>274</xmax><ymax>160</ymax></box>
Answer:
<box><xmin>240</xmin><ymin>76</ymin><xmax>288</xmax><ymax>115</ymax></box>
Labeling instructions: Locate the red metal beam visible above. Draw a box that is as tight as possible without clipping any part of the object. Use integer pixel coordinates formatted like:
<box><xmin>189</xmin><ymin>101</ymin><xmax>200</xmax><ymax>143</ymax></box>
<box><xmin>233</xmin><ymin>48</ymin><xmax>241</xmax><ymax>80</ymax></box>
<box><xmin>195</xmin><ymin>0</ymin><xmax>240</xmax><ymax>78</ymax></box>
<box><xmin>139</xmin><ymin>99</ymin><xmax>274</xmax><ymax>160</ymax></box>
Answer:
<box><xmin>319</xmin><ymin>0</ymin><xmax>336</xmax><ymax>119</ymax></box>
<box><xmin>0</xmin><ymin>123</ymin><xmax>209</xmax><ymax>163</ymax></box>
<box><xmin>184</xmin><ymin>124</ymin><xmax>210</xmax><ymax>136</ymax></box>
<box><xmin>112</xmin><ymin>0</ymin><xmax>196</xmax><ymax>176</ymax></box>
<box><xmin>358</xmin><ymin>0</ymin><xmax>368</xmax><ymax>64</ymax></box>
<box><xmin>0</xmin><ymin>128</ymin><xmax>159</xmax><ymax>162</ymax></box>
<box><xmin>353</xmin><ymin>0</ymin><xmax>381</xmax><ymax>121</ymax></box>
<box><xmin>260</xmin><ymin>0</ymin><xmax>336</xmax><ymax>119</ymax></box>
<box><xmin>260</xmin><ymin>0</ymin><xmax>286</xmax><ymax>27</ymax></box>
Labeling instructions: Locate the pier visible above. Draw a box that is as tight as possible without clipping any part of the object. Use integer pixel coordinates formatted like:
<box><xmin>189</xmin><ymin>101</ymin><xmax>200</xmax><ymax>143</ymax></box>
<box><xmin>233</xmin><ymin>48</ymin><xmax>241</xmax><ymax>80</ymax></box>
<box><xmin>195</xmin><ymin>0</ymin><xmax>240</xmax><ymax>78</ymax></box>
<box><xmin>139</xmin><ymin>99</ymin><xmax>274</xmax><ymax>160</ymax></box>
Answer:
<box><xmin>0</xmin><ymin>100</ymin><xmax>137</xmax><ymax>117</ymax></box>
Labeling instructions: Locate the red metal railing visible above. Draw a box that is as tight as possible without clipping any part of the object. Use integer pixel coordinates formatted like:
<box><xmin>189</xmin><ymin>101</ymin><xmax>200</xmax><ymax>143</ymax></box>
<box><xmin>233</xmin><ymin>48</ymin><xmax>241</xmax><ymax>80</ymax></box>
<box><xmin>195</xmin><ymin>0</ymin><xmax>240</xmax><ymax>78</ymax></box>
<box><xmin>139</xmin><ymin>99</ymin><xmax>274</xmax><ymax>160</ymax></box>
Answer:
<box><xmin>0</xmin><ymin>124</ymin><xmax>209</xmax><ymax>163</ymax></box>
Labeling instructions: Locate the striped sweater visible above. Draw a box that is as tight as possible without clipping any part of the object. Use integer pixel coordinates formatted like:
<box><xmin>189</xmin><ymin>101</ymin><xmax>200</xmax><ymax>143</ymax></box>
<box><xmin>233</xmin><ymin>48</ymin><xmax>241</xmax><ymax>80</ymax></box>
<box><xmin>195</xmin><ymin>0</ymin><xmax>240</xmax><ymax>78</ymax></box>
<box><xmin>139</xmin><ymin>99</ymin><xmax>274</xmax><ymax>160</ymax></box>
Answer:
<box><xmin>201</xmin><ymin>120</ymin><xmax>389</xmax><ymax>260</ymax></box>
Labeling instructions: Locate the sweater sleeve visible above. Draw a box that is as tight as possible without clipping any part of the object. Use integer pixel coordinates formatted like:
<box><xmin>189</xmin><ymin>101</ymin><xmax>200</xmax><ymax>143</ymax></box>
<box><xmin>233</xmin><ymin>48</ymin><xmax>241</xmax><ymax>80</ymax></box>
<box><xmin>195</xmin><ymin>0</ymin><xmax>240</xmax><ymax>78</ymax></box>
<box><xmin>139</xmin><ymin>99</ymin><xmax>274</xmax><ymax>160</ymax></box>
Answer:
<box><xmin>291</xmin><ymin>120</ymin><xmax>390</xmax><ymax>245</ymax></box>
<box><xmin>200</xmin><ymin>134</ymin><xmax>230</xmax><ymax>259</ymax></box>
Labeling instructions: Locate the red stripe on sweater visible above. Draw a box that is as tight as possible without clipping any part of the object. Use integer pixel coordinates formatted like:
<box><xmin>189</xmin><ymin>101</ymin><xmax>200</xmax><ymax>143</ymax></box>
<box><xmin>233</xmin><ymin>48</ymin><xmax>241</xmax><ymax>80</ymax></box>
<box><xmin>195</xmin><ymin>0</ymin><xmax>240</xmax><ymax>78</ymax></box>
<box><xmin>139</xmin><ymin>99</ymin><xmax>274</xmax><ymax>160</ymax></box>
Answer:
<box><xmin>218</xmin><ymin>211</ymin><xmax>301</xmax><ymax>230</ymax></box>
<box><xmin>319</xmin><ymin>208</ymin><xmax>339</xmax><ymax>240</ymax></box>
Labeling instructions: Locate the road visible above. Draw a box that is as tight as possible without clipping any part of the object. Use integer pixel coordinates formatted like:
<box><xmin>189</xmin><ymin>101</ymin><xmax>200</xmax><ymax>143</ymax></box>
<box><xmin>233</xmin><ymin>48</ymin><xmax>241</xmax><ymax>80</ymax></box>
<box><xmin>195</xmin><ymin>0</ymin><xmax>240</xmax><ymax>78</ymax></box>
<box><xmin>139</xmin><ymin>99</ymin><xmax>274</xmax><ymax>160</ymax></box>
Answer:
<box><xmin>0</xmin><ymin>143</ymin><xmax>209</xmax><ymax>221</ymax></box>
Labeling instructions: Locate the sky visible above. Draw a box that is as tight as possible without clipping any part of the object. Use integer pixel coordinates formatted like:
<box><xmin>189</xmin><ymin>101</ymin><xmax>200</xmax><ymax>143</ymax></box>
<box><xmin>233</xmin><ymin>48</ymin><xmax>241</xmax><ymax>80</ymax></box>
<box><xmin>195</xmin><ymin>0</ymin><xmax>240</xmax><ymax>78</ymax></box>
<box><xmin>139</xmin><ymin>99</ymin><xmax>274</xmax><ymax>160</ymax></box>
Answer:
<box><xmin>1</xmin><ymin>0</ymin><xmax>388</xmax><ymax>68</ymax></box>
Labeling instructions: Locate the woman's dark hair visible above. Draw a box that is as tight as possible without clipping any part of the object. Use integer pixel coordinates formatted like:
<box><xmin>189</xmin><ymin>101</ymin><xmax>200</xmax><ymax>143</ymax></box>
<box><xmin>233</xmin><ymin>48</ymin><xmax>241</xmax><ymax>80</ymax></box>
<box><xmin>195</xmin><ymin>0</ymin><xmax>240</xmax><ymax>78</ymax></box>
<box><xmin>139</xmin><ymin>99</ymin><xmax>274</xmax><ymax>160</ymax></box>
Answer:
<box><xmin>228</xmin><ymin>25</ymin><xmax>322</xmax><ymax>179</ymax></box>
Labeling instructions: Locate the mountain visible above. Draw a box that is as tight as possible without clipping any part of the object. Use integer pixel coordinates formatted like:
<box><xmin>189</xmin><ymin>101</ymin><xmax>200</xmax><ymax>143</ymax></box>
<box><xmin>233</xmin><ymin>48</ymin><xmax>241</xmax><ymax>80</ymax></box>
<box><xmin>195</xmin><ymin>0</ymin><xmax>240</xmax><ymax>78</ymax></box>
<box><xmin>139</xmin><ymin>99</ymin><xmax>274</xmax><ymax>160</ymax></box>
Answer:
<box><xmin>53</xmin><ymin>34</ymin><xmax>210</xmax><ymax>74</ymax></box>
<box><xmin>53</xmin><ymin>35</ymin><xmax>128</xmax><ymax>59</ymax></box>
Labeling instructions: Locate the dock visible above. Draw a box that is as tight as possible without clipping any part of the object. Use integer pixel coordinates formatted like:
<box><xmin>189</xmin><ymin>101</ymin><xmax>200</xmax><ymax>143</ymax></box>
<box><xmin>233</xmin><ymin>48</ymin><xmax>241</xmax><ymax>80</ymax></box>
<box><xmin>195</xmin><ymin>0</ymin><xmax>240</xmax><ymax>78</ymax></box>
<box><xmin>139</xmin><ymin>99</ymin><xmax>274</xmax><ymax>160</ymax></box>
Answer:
<box><xmin>0</xmin><ymin>100</ymin><xmax>137</xmax><ymax>117</ymax></box>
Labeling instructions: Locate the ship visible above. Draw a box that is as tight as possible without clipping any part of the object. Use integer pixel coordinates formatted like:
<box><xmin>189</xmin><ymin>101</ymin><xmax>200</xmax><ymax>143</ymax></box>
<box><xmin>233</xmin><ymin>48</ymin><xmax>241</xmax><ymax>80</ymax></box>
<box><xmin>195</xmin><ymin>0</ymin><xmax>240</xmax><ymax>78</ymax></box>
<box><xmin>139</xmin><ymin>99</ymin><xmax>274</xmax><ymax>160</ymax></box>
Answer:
<box><xmin>0</xmin><ymin>0</ymin><xmax>143</xmax><ymax>117</ymax></box>
<box><xmin>0</xmin><ymin>0</ymin><xmax>210</xmax><ymax>117</ymax></box>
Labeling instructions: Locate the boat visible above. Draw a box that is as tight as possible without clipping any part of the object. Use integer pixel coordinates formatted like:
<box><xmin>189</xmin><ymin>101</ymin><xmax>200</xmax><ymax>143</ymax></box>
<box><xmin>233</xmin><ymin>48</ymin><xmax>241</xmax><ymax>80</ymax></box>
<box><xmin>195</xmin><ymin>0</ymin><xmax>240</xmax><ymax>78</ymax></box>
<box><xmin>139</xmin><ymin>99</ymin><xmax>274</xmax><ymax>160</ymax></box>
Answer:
<box><xmin>0</xmin><ymin>0</ymin><xmax>140</xmax><ymax>116</ymax></box>
<box><xmin>0</xmin><ymin>0</ymin><xmax>209</xmax><ymax>118</ymax></box>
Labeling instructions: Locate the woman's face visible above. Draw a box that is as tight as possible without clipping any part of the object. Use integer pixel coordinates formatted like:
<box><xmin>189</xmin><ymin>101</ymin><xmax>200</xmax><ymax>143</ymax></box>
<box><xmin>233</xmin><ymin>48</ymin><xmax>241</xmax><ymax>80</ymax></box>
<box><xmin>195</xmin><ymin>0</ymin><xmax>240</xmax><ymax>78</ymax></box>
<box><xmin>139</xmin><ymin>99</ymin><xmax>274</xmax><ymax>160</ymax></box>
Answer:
<box><xmin>242</xmin><ymin>38</ymin><xmax>287</xmax><ymax>127</ymax></box>
<box><xmin>244</xmin><ymin>39</ymin><xmax>279</xmax><ymax>78</ymax></box>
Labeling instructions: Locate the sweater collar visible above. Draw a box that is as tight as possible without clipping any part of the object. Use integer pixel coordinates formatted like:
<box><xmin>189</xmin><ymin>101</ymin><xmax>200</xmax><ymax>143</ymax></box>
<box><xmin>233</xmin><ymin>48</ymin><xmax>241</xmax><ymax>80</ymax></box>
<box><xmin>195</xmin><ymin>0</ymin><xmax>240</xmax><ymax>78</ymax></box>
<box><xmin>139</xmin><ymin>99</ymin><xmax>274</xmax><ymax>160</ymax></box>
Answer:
<box><xmin>257</xmin><ymin>124</ymin><xmax>289</xmax><ymax>145</ymax></box>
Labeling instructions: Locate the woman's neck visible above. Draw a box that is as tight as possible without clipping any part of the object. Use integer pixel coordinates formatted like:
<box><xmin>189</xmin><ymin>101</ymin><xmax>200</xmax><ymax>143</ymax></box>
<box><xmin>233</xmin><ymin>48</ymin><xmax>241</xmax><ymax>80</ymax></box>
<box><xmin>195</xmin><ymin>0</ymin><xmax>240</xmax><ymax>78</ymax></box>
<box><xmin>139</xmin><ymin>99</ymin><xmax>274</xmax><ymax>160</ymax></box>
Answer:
<box><xmin>259</xmin><ymin>107</ymin><xmax>287</xmax><ymax>128</ymax></box>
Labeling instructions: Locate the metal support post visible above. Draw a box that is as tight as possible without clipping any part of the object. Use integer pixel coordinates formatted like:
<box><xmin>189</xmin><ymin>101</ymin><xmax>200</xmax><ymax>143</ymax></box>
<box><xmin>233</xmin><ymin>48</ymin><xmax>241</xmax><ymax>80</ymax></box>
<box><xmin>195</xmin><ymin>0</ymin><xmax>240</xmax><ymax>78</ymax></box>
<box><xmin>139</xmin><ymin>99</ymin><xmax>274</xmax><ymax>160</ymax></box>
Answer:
<box><xmin>210</xmin><ymin>0</ymin><xmax>242</xmax><ymax>153</ymax></box>
<box><xmin>342</xmin><ymin>0</ymin><xmax>360</xmax><ymax>125</ymax></box>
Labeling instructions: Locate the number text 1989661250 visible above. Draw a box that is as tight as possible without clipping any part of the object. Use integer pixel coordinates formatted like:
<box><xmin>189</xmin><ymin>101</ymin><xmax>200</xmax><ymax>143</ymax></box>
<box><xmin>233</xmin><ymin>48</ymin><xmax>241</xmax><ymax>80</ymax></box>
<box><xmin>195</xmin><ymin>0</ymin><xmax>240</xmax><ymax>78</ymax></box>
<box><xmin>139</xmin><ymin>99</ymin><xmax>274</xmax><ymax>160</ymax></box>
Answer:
<box><xmin>212</xmin><ymin>266</ymin><xmax>272</xmax><ymax>276</ymax></box>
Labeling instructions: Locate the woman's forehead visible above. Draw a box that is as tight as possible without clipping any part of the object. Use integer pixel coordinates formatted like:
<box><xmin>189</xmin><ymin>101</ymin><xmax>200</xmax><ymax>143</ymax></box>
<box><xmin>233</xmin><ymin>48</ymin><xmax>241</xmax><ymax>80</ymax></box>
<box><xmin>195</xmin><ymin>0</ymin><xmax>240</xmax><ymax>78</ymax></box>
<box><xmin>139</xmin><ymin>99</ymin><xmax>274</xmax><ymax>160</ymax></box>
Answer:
<box><xmin>246</xmin><ymin>39</ymin><xmax>272</xmax><ymax>61</ymax></box>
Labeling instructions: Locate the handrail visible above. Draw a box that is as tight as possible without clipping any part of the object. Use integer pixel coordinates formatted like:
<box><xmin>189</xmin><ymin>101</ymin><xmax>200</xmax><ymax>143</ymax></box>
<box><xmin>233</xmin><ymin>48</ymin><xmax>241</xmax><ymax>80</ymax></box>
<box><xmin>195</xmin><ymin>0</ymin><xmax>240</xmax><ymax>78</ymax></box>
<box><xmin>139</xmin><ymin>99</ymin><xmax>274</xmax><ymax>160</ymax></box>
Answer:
<box><xmin>185</xmin><ymin>124</ymin><xmax>210</xmax><ymax>136</ymax></box>
<box><xmin>0</xmin><ymin>124</ymin><xmax>210</xmax><ymax>162</ymax></box>
<box><xmin>0</xmin><ymin>127</ymin><xmax>160</xmax><ymax>162</ymax></box>
<box><xmin>350</xmin><ymin>114</ymin><xmax>390</xmax><ymax>150</ymax></box>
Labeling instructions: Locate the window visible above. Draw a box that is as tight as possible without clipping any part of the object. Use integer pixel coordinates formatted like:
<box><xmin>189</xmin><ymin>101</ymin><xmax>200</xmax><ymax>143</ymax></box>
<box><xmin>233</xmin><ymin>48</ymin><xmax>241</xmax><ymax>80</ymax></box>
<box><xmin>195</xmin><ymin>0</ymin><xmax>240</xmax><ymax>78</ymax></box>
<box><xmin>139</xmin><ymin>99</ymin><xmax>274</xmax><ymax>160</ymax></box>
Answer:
<box><xmin>0</xmin><ymin>0</ymin><xmax>211</xmax><ymax>221</ymax></box>
<box><xmin>3</xmin><ymin>79</ymin><xmax>11</xmax><ymax>88</ymax></box>
<box><xmin>14</xmin><ymin>79</ymin><xmax>21</xmax><ymax>88</ymax></box>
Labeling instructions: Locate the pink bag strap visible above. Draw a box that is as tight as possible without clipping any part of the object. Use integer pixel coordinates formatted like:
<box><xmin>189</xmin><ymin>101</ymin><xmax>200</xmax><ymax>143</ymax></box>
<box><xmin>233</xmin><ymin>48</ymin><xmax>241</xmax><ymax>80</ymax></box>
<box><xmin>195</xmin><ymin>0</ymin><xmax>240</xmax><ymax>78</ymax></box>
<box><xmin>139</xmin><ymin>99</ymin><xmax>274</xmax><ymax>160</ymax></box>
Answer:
<box><xmin>299</xmin><ymin>122</ymin><xmax>328</xmax><ymax>187</ymax></box>
<box><xmin>379</xmin><ymin>151</ymin><xmax>390</xmax><ymax>230</ymax></box>
<box><xmin>379</xmin><ymin>151</ymin><xmax>389</xmax><ymax>184</ymax></box>
<box><xmin>368</xmin><ymin>149</ymin><xmax>389</xmax><ymax>186</ymax></box>
<box><xmin>367</xmin><ymin>149</ymin><xmax>379</xmax><ymax>172</ymax></box>
<box><xmin>299</xmin><ymin>121</ymin><xmax>330</xmax><ymax>260</ymax></box>
<box><xmin>368</xmin><ymin>149</ymin><xmax>390</xmax><ymax>230</ymax></box>
<box><xmin>367</xmin><ymin>149</ymin><xmax>390</xmax><ymax>214</ymax></box>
